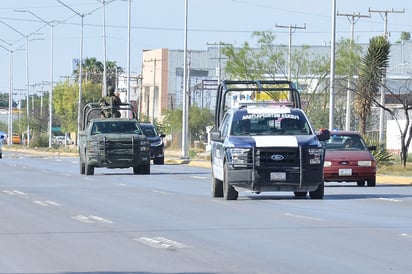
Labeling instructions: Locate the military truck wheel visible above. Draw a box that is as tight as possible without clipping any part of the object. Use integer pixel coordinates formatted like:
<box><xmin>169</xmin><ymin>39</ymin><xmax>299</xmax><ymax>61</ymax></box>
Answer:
<box><xmin>294</xmin><ymin>191</ymin><xmax>307</xmax><ymax>198</ymax></box>
<box><xmin>223</xmin><ymin>162</ymin><xmax>238</xmax><ymax>200</ymax></box>
<box><xmin>80</xmin><ymin>160</ymin><xmax>85</xmax><ymax>174</ymax></box>
<box><xmin>211</xmin><ymin>169</ymin><xmax>223</xmax><ymax>197</ymax></box>
<box><xmin>85</xmin><ymin>162</ymin><xmax>94</xmax><ymax>175</ymax></box>
<box><xmin>309</xmin><ymin>183</ymin><xmax>324</xmax><ymax>199</ymax></box>
<box><xmin>134</xmin><ymin>164</ymin><xmax>150</xmax><ymax>174</ymax></box>
<box><xmin>154</xmin><ymin>157</ymin><xmax>164</xmax><ymax>165</ymax></box>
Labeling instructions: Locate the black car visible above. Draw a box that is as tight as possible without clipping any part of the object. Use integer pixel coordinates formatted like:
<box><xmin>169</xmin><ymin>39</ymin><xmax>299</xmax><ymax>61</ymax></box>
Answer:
<box><xmin>139</xmin><ymin>122</ymin><xmax>166</xmax><ymax>165</ymax></box>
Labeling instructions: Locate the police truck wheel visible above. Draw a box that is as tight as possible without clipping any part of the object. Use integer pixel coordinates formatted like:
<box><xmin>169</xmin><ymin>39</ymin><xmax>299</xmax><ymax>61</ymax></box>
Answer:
<box><xmin>309</xmin><ymin>183</ymin><xmax>324</xmax><ymax>199</ymax></box>
<box><xmin>223</xmin><ymin>162</ymin><xmax>238</xmax><ymax>200</ymax></box>
<box><xmin>154</xmin><ymin>157</ymin><xmax>164</xmax><ymax>165</ymax></box>
<box><xmin>211</xmin><ymin>169</ymin><xmax>223</xmax><ymax>197</ymax></box>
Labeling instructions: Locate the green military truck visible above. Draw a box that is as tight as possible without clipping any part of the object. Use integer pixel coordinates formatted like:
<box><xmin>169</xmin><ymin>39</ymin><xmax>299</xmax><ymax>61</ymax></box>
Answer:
<box><xmin>79</xmin><ymin>102</ymin><xmax>151</xmax><ymax>175</ymax></box>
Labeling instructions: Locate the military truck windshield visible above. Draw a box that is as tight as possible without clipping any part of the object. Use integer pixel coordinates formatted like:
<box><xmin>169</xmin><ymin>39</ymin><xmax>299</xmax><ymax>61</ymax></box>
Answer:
<box><xmin>91</xmin><ymin>121</ymin><xmax>142</xmax><ymax>135</ymax></box>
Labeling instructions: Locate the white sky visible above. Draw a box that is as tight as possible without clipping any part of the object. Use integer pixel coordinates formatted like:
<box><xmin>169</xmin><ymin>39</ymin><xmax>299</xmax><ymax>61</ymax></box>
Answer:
<box><xmin>0</xmin><ymin>0</ymin><xmax>410</xmax><ymax>95</ymax></box>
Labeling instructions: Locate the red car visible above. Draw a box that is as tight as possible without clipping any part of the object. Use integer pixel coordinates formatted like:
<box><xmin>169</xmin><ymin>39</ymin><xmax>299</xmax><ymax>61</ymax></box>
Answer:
<box><xmin>323</xmin><ymin>131</ymin><xmax>377</xmax><ymax>187</ymax></box>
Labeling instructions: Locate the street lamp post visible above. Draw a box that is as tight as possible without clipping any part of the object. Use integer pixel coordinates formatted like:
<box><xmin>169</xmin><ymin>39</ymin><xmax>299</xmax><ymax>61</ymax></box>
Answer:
<box><xmin>57</xmin><ymin>0</ymin><xmax>84</xmax><ymax>145</ymax></box>
<box><xmin>0</xmin><ymin>40</ymin><xmax>14</xmax><ymax>146</ymax></box>
<box><xmin>0</xmin><ymin>20</ymin><xmax>32</xmax><ymax>146</ymax></box>
<box><xmin>15</xmin><ymin>10</ymin><xmax>55</xmax><ymax>148</ymax></box>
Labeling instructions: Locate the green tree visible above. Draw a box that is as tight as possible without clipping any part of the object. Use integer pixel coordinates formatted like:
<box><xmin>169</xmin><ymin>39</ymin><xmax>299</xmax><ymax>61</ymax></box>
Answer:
<box><xmin>400</xmin><ymin>32</ymin><xmax>410</xmax><ymax>42</ymax></box>
<box><xmin>222</xmin><ymin>30</ymin><xmax>330</xmax><ymax>127</ymax></box>
<box><xmin>163</xmin><ymin>106</ymin><xmax>213</xmax><ymax>144</ymax></box>
<box><xmin>354</xmin><ymin>36</ymin><xmax>390</xmax><ymax>136</ymax></box>
<box><xmin>72</xmin><ymin>57</ymin><xmax>123</xmax><ymax>89</ymax></box>
<box><xmin>53</xmin><ymin>80</ymin><xmax>102</xmax><ymax>133</ymax></box>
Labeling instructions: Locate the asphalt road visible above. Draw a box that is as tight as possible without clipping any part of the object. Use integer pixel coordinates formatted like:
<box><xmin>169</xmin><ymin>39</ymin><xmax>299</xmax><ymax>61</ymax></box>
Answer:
<box><xmin>1</xmin><ymin>150</ymin><xmax>412</xmax><ymax>274</ymax></box>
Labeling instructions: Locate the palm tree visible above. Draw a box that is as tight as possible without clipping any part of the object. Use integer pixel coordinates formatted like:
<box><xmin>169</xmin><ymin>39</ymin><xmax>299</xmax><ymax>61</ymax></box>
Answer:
<box><xmin>354</xmin><ymin>36</ymin><xmax>390</xmax><ymax>135</ymax></box>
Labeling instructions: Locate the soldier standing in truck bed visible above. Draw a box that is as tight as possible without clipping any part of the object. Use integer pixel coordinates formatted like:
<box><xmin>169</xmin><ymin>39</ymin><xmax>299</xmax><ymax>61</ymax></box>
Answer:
<box><xmin>99</xmin><ymin>86</ymin><xmax>121</xmax><ymax>118</ymax></box>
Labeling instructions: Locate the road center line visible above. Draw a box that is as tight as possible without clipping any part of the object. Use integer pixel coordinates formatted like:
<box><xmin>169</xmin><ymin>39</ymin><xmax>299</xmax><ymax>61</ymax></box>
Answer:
<box><xmin>284</xmin><ymin>212</ymin><xmax>321</xmax><ymax>221</ymax></box>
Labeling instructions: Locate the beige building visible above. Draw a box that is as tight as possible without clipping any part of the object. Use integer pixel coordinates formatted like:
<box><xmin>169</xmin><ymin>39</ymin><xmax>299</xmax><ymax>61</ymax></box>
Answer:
<box><xmin>141</xmin><ymin>48</ymin><xmax>170</xmax><ymax>123</ymax></box>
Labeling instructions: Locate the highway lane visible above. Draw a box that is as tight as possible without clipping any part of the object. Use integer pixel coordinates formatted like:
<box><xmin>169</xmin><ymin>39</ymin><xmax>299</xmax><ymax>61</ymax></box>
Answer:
<box><xmin>0</xmin><ymin>152</ymin><xmax>412</xmax><ymax>273</ymax></box>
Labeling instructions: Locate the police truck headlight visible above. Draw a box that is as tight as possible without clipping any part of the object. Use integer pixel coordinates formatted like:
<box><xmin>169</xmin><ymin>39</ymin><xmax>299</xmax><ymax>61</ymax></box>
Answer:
<box><xmin>227</xmin><ymin>148</ymin><xmax>250</xmax><ymax>167</ymax></box>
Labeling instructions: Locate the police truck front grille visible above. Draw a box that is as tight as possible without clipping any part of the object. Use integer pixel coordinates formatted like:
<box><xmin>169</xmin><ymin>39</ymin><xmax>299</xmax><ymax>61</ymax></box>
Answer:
<box><xmin>256</xmin><ymin>148</ymin><xmax>300</xmax><ymax>167</ymax></box>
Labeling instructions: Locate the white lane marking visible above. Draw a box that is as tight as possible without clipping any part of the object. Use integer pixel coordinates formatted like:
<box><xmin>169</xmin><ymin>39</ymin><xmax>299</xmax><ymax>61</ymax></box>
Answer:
<box><xmin>400</xmin><ymin>233</ymin><xmax>412</xmax><ymax>239</ymax></box>
<box><xmin>152</xmin><ymin>190</ymin><xmax>171</xmax><ymax>195</ymax></box>
<box><xmin>192</xmin><ymin>176</ymin><xmax>207</xmax><ymax>179</ymax></box>
<box><xmin>13</xmin><ymin>190</ymin><xmax>26</xmax><ymax>196</ymax></box>
<box><xmin>33</xmin><ymin>200</ymin><xmax>61</xmax><ymax>207</ymax></box>
<box><xmin>33</xmin><ymin>201</ymin><xmax>49</xmax><ymax>206</ymax></box>
<box><xmin>72</xmin><ymin>215</ymin><xmax>94</xmax><ymax>223</ymax></box>
<box><xmin>71</xmin><ymin>215</ymin><xmax>114</xmax><ymax>224</ymax></box>
<box><xmin>2</xmin><ymin>190</ymin><xmax>26</xmax><ymax>196</ymax></box>
<box><xmin>88</xmin><ymin>215</ymin><xmax>114</xmax><ymax>224</ymax></box>
<box><xmin>136</xmin><ymin>236</ymin><xmax>190</xmax><ymax>250</ymax></box>
<box><xmin>284</xmin><ymin>213</ymin><xmax>322</xmax><ymax>221</ymax></box>
<box><xmin>377</xmin><ymin>197</ymin><xmax>402</xmax><ymax>203</ymax></box>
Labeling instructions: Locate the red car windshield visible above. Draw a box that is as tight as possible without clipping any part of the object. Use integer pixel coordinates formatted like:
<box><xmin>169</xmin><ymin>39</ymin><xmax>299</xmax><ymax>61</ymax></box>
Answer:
<box><xmin>325</xmin><ymin>134</ymin><xmax>368</xmax><ymax>151</ymax></box>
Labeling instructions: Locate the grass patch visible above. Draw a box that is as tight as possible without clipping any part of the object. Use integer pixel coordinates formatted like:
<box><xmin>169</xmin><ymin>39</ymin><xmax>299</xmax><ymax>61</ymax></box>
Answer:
<box><xmin>378</xmin><ymin>160</ymin><xmax>412</xmax><ymax>176</ymax></box>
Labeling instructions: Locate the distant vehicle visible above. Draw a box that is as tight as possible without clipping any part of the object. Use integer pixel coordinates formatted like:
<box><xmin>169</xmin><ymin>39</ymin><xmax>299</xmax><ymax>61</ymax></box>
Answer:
<box><xmin>52</xmin><ymin>135</ymin><xmax>74</xmax><ymax>146</ymax></box>
<box><xmin>11</xmin><ymin>133</ymin><xmax>21</xmax><ymax>145</ymax></box>
<box><xmin>139</xmin><ymin>122</ymin><xmax>166</xmax><ymax>165</ymax></box>
<box><xmin>0</xmin><ymin>133</ymin><xmax>4</xmax><ymax>158</ymax></box>
<box><xmin>323</xmin><ymin>131</ymin><xmax>377</xmax><ymax>187</ymax></box>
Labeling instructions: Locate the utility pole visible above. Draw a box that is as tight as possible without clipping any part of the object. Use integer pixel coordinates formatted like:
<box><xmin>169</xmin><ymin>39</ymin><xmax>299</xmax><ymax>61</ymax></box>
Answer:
<box><xmin>206</xmin><ymin>42</ymin><xmax>230</xmax><ymax>83</ymax></box>
<box><xmin>275</xmin><ymin>23</ymin><xmax>306</xmax><ymax>81</ymax></box>
<box><xmin>143</xmin><ymin>58</ymin><xmax>163</xmax><ymax>123</ymax></box>
<box><xmin>337</xmin><ymin>11</ymin><xmax>370</xmax><ymax>131</ymax></box>
<box><xmin>369</xmin><ymin>8</ymin><xmax>405</xmax><ymax>144</ymax></box>
<box><xmin>182</xmin><ymin>0</ymin><xmax>189</xmax><ymax>160</ymax></box>
<box><xmin>329</xmin><ymin>0</ymin><xmax>336</xmax><ymax>130</ymax></box>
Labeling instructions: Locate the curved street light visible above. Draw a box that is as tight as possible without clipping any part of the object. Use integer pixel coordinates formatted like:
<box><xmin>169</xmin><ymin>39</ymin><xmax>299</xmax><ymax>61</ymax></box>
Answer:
<box><xmin>0</xmin><ymin>39</ymin><xmax>14</xmax><ymax>146</ymax></box>
<box><xmin>0</xmin><ymin>20</ymin><xmax>32</xmax><ymax>146</ymax></box>
<box><xmin>57</xmin><ymin>0</ymin><xmax>85</xmax><ymax>145</ymax></box>
<box><xmin>15</xmin><ymin>10</ymin><xmax>56</xmax><ymax>148</ymax></box>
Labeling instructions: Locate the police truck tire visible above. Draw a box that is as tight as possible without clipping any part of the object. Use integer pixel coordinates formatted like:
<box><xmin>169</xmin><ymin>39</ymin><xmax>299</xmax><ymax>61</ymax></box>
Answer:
<box><xmin>211</xmin><ymin>170</ymin><xmax>223</xmax><ymax>197</ymax></box>
<box><xmin>223</xmin><ymin>162</ymin><xmax>238</xmax><ymax>200</ymax></box>
<box><xmin>309</xmin><ymin>183</ymin><xmax>324</xmax><ymax>199</ymax></box>
<box><xmin>154</xmin><ymin>157</ymin><xmax>164</xmax><ymax>165</ymax></box>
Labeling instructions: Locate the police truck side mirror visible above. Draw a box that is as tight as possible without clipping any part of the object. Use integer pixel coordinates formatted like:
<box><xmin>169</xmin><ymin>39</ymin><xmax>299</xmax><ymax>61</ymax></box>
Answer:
<box><xmin>316</xmin><ymin>128</ymin><xmax>330</xmax><ymax>141</ymax></box>
<box><xmin>210</xmin><ymin>131</ymin><xmax>222</xmax><ymax>141</ymax></box>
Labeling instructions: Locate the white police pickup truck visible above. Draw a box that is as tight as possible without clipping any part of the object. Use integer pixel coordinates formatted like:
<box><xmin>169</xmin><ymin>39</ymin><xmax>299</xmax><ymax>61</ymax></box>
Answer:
<box><xmin>210</xmin><ymin>80</ymin><xmax>330</xmax><ymax>200</ymax></box>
